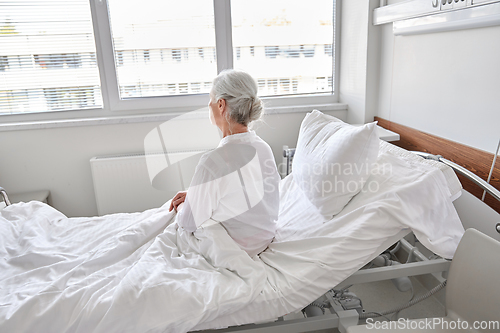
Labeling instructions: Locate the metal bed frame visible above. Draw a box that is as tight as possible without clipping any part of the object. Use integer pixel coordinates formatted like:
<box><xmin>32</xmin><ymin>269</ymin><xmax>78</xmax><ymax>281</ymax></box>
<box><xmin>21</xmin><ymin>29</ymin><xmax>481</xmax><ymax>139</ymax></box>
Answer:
<box><xmin>2</xmin><ymin>150</ymin><xmax>499</xmax><ymax>333</ymax></box>
<box><xmin>0</xmin><ymin>187</ymin><xmax>11</xmax><ymax>206</ymax></box>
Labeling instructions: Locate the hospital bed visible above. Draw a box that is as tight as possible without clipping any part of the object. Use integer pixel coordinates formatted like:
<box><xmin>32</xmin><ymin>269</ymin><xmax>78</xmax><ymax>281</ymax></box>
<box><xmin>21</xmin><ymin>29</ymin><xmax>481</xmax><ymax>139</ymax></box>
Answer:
<box><xmin>0</xmin><ymin>110</ymin><xmax>498</xmax><ymax>333</ymax></box>
<box><xmin>197</xmin><ymin>148</ymin><xmax>499</xmax><ymax>333</ymax></box>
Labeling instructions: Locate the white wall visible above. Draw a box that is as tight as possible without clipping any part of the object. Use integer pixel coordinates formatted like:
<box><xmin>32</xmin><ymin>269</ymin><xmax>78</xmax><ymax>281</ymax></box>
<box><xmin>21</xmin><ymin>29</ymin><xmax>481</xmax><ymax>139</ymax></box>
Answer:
<box><xmin>339</xmin><ymin>0</ymin><xmax>380</xmax><ymax>124</ymax></box>
<box><xmin>375</xmin><ymin>9</ymin><xmax>500</xmax><ymax>154</ymax></box>
<box><xmin>339</xmin><ymin>0</ymin><xmax>369</xmax><ymax>124</ymax></box>
<box><xmin>0</xmin><ymin>110</ymin><xmax>346</xmax><ymax>217</ymax></box>
<box><xmin>340</xmin><ymin>0</ymin><xmax>500</xmax><ymax>153</ymax></box>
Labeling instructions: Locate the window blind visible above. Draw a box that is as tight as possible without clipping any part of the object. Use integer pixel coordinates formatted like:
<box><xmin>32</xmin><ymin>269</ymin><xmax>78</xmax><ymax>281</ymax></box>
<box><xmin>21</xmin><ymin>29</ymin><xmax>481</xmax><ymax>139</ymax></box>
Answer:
<box><xmin>231</xmin><ymin>0</ymin><xmax>335</xmax><ymax>96</ymax></box>
<box><xmin>107</xmin><ymin>0</ymin><xmax>218</xmax><ymax>99</ymax></box>
<box><xmin>0</xmin><ymin>0</ymin><xmax>103</xmax><ymax>115</ymax></box>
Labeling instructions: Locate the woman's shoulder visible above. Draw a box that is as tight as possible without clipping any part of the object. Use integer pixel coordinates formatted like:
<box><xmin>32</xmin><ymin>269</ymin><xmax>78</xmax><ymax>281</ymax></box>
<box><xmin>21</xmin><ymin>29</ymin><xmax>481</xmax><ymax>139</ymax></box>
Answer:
<box><xmin>205</xmin><ymin>142</ymin><xmax>257</xmax><ymax>164</ymax></box>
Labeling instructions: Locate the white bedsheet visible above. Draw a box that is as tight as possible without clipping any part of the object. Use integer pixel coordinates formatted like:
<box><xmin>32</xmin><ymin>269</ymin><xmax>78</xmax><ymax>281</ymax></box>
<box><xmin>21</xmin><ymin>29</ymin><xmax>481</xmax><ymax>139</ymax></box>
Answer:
<box><xmin>0</xmin><ymin>142</ymin><xmax>464</xmax><ymax>332</ymax></box>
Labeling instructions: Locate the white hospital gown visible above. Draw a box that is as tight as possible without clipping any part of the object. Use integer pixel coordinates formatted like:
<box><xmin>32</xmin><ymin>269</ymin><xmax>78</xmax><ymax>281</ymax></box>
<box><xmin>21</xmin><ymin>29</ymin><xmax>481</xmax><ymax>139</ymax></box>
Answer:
<box><xmin>177</xmin><ymin>131</ymin><xmax>280</xmax><ymax>257</ymax></box>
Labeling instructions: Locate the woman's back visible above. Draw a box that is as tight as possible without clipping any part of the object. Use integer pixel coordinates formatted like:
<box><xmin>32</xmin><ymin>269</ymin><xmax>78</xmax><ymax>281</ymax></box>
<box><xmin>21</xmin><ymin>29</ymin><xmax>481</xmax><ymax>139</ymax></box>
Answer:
<box><xmin>178</xmin><ymin>131</ymin><xmax>280</xmax><ymax>257</ymax></box>
<box><xmin>174</xmin><ymin>69</ymin><xmax>280</xmax><ymax>256</ymax></box>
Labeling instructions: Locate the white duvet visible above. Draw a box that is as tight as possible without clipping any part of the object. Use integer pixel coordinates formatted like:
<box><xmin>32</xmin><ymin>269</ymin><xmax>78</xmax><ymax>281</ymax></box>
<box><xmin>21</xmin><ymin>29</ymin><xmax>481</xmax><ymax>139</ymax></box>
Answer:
<box><xmin>0</xmin><ymin>141</ymin><xmax>465</xmax><ymax>332</ymax></box>
<box><xmin>0</xmin><ymin>202</ymin><xmax>266</xmax><ymax>332</ymax></box>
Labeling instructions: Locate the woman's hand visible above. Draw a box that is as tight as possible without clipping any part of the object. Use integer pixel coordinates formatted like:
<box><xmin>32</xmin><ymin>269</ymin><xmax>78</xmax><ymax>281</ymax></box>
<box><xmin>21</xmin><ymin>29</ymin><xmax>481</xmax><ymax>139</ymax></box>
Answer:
<box><xmin>169</xmin><ymin>191</ymin><xmax>187</xmax><ymax>212</ymax></box>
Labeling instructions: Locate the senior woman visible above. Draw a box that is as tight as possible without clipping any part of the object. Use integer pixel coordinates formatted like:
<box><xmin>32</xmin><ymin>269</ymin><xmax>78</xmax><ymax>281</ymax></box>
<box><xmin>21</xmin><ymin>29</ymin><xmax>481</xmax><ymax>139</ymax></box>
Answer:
<box><xmin>169</xmin><ymin>69</ymin><xmax>280</xmax><ymax>257</ymax></box>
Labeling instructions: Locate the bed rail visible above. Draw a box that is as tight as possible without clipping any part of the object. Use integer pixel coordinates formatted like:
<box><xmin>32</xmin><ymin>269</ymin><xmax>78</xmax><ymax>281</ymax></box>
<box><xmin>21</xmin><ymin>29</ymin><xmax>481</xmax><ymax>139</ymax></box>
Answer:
<box><xmin>413</xmin><ymin>152</ymin><xmax>500</xmax><ymax>203</ymax></box>
<box><xmin>414</xmin><ymin>152</ymin><xmax>500</xmax><ymax>235</ymax></box>
<box><xmin>0</xmin><ymin>187</ymin><xmax>11</xmax><ymax>206</ymax></box>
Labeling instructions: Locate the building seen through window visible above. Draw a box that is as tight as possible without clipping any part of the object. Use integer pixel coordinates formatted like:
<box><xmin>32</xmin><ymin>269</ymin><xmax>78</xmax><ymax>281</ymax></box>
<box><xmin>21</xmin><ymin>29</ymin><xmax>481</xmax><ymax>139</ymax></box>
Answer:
<box><xmin>0</xmin><ymin>0</ymin><xmax>335</xmax><ymax>115</ymax></box>
<box><xmin>107</xmin><ymin>0</ymin><xmax>335</xmax><ymax>99</ymax></box>
<box><xmin>0</xmin><ymin>1</ymin><xmax>102</xmax><ymax>114</ymax></box>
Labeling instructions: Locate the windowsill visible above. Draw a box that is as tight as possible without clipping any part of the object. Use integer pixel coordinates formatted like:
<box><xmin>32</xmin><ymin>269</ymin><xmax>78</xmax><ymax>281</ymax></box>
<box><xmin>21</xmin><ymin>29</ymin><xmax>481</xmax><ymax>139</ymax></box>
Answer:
<box><xmin>0</xmin><ymin>103</ymin><xmax>347</xmax><ymax>132</ymax></box>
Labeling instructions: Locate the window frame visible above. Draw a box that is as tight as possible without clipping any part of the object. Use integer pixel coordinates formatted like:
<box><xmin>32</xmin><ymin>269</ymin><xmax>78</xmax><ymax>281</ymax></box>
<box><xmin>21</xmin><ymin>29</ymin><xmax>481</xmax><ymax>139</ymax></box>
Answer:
<box><xmin>0</xmin><ymin>0</ymin><xmax>340</xmax><ymax>124</ymax></box>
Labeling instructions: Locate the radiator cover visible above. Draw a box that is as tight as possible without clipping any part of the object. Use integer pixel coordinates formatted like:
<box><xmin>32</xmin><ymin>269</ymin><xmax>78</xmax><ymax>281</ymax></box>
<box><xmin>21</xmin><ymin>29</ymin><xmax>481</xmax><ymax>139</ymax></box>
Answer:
<box><xmin>90</xmin><ymin>151</ymin><xmax>206</xmax><ymax>215</ymax></box>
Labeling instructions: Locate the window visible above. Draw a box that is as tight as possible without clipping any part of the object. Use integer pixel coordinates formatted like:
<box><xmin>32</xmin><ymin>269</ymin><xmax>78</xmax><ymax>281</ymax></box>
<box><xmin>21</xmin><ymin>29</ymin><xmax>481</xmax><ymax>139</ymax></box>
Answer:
<box><xmin>324</xmin><ymin>44</ymin><xmax>333</xmax><ymax>56</ymax></box>
<box><xmin>143</xmin><ymin>50</ymin><xmax>150</xmax><ymax>63</ymax></box>
<box><xmin>302</xmin><ymin>45</ymin><xmax>316</xmax><ymax>58</ymax></box>
<box><xmin>191</xmin><ymin>82</ymin><xmax>201</xmax><ymax>93</ymax></box>
<box><xmin>0</xmin><ymin>56</ymin><xmax>8</xmax><ymax>71</ymax></box>
<box><xmin>116</xmin><ymin>51</ymin><xmax>124</xmax><ymax>66</ymax></box>
<box><xmin>0</xmin><ymin>0</ymin><xmax>103</xmax><ymax>114</ymax></box>
<box><xmin>265</xmin><ymin>46</ymin><xmax>280</xmax><ymax>59</ymax></box>
<box><xmin>284</xmin><ymin>46</ymin><xmax>301</xmax><ymax>58</ymax></box>
<box><xmin>280</xmin><ymin>79</ymin><xmax>290</xmax><ymax>93</ymax></box>
<box><xmin>172</xmin><ymin>49</ymin><xmax>182</xmax><ymax>62</ymax></box>
<box><xmin>231</xmin><ymin>0</ymin><xmax>335</xmax><ymax>96</ymax></box>
<box><xmin>66</xmin><ymin>54</ymin><xmax>82</xmax><ymax>68</ymax></box>
<box><xmin>292</xmin><ymin>79</ymin><xmax>299</xmax><ymax>93</ymax></box>
<box><xmin>179</xmin><ymin>83</ymin><xmax>188</xmax><ymax>94</ymax></box>
<box><xmin>0</xmin><ymin>0</ymin><xmax>337</xmax><ymax>117</ymax></box>
<box><xmin>268</xmin><ymin>79</ymin><xmax>278</xmax><ymax>95</ymax></box>
<box><xmin>0</xmin><ymin>89</ymin><xmax>30</xmax><ymax>113</ymax></box>
<box><xmin>107</xmin><ymin>0</ymin><xmax>216</xmax><ymax>100</ymax></box>
<box><xmin>167</xmin><ymin>83</ymin><xmax>176</xmax><ymax>95</ymax></box>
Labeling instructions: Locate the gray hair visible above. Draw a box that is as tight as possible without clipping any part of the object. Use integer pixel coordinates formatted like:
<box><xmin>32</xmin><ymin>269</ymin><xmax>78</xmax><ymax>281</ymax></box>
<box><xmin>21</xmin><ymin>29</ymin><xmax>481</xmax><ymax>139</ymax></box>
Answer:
<box><xmin>211</xmin><ymin>69</ymin><xmax>263</xmax><ymax>126</ymax></box>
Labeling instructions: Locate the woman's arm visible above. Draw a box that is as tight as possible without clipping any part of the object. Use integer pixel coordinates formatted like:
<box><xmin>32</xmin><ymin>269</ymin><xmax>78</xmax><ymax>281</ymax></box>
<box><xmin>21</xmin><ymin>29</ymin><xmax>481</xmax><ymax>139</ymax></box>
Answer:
<box><xmin>176</xmin><ymin>164</ymin><xmax>220</xmax><ymax>233</ymax></box>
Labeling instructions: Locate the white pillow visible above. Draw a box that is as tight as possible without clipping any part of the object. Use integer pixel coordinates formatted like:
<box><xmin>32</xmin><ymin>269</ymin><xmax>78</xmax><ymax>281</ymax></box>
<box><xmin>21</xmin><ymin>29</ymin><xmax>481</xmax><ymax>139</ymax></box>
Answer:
<box><xmin>292</xmin><ymin>110</ymin><xmax>379</xmax><ymax>218</ymax></box>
